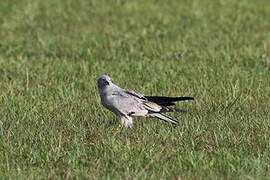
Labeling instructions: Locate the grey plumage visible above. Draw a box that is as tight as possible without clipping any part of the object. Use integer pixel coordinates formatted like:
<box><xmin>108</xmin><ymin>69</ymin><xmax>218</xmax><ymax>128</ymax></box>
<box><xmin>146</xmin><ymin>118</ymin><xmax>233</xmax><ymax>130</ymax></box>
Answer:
<box><xmin>97</xmin><ymin>74</ymin><xmax>194</xmax><ymax>128</ymax></box>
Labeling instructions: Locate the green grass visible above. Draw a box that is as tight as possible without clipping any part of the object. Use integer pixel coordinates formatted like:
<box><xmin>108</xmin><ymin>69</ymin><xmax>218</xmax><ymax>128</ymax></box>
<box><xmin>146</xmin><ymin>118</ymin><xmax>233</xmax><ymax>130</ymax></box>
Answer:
<box><xmin>1</xmin><ymin>0</ymin><xmax>270</xmax><ymax>179</ymax></box>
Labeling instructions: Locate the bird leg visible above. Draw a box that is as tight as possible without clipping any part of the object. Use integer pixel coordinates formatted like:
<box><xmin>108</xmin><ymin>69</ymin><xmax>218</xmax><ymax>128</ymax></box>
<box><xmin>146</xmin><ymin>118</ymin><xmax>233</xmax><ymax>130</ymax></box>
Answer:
<box><xmin>119</xmin><ymin>116</ymin><xmax>133</xmax><ymax>128</ymax></box>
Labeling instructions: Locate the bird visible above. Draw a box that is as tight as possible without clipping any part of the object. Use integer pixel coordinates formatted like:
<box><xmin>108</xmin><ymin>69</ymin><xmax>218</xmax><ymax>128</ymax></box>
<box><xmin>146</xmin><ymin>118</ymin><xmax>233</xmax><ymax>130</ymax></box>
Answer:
<box><xmin>97</xmin><ymin>74</ymin><xmax>194</xmax><ymax>128</ymax></box>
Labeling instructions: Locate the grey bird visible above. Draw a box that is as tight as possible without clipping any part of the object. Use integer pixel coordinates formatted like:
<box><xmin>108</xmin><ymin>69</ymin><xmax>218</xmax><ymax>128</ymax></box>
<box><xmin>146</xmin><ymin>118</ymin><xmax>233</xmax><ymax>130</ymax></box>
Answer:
<box><xmin>97</xmin><ymin>74</ymin><xmax>194</xmax><ymax>128</ymax></box>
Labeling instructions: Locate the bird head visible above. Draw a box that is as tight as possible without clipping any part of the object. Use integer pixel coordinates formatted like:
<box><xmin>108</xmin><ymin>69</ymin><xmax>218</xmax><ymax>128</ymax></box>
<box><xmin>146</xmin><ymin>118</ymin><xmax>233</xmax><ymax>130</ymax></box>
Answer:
<box><xmin>97</xmin><ymin>74</ymin><xmax>113</xmax><ymax>94</ymax></box>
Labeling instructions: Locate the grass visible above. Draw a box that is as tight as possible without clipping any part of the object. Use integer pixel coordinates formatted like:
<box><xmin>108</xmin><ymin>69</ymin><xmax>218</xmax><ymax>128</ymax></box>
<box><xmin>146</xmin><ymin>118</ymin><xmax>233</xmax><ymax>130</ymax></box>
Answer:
<box><xmin>1</xmin><ymin>0</ymin><xmax>270</xmax><ymax>179</ymax></box>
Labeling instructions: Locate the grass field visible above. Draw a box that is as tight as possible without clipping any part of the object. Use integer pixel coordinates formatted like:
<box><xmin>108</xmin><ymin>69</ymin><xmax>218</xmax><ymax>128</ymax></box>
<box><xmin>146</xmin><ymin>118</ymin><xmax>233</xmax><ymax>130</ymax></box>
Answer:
<box><xmin>1</xmin><ymin>0</ymin><xmax>270</xmax><ymax>179</ymax></box>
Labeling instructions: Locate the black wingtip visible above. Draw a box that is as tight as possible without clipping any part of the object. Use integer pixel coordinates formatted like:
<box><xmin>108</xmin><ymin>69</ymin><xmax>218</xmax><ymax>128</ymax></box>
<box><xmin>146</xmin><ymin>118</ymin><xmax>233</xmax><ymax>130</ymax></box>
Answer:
<box><xmin>145</xmin><ymin>96</ymin><xmax>194</xmax><ymax>101</ymax></box>
<box><xmin>145</xmin><ymin>96</ymin><xmax>194</xmax><ymax>106</ymax></box>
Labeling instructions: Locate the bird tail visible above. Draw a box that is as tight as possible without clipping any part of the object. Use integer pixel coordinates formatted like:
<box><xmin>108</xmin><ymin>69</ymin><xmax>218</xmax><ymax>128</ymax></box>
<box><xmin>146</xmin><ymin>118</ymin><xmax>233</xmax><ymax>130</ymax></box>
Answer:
<box><xmin>150</xmin><ymin>113</ymin><xmax>178</xmax><ymax>125</ymax></box>
<box><xmin>145</xmin><ymin>96</ymin><xmax>194</xmax><ymax>106</ymax></box>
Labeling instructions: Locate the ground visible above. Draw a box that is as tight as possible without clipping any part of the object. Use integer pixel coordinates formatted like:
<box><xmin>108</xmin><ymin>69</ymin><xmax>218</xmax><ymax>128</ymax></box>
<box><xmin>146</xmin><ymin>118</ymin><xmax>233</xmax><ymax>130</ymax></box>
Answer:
<box><xmin>0</xmin><ymin>0</ymin><xmax>270</xmax><ymax>179</ymax></box>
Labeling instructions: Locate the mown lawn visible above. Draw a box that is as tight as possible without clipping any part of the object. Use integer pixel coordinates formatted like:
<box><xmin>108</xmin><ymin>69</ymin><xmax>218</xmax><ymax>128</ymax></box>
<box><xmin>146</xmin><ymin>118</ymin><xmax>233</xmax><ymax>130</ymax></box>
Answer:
<box><xmin>0</xmin><ymin>0</ymin><xmax>270</xmax><ymax>179</ymax></box>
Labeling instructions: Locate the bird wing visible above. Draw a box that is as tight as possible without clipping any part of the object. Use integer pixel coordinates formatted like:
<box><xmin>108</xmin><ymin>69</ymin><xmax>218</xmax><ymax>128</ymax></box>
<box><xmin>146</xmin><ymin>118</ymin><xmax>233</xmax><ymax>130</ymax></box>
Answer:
<box><xmin>124</xmin><ymin>90</ymin><xmax>147</xmax><ymax>100</ymax></box>
<box><xmin>143</xmin><ymin>101</ymin><xmax>162</xmax><ymax>112</ymax></box>
<box><xmin>123</xmin><ymin>90</ymin><xmax>163</xmax><ymax>113</ymax></box>
<box><xmin>110</xmin><ymin>90</ymin><xmax>148</xmax><ymax>116</ymax></box>
<box><xmin>109</xmin><ymin>88</ymin><xmax>192</xmax><ymax>125</ymax></box>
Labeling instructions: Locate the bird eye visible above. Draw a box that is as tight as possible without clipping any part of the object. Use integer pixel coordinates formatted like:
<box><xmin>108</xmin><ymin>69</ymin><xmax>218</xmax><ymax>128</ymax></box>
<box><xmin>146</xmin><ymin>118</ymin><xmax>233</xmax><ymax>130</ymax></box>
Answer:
<box><xmin>104</xmin><ymin>80</ymin><xmax>110</xmax><ymax>85</ymax></box>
